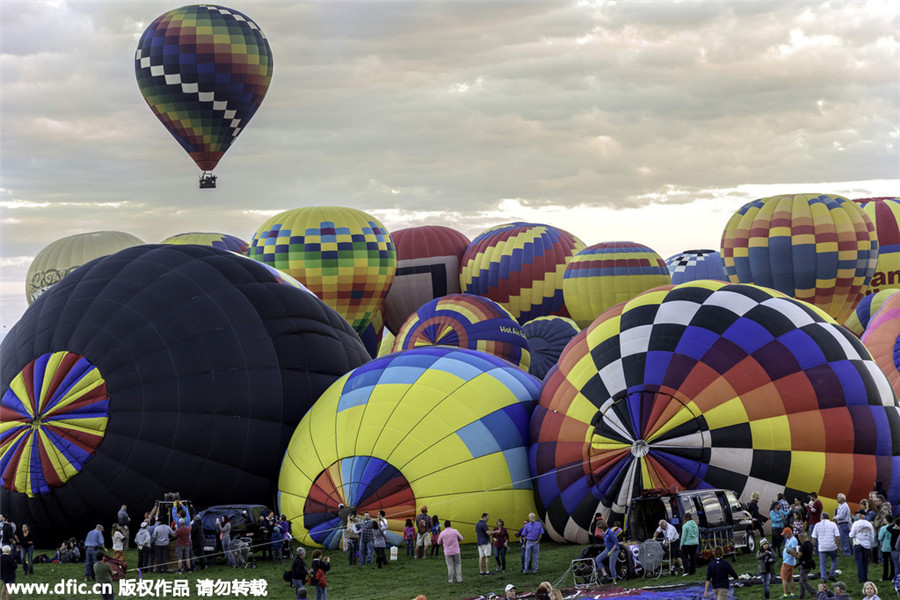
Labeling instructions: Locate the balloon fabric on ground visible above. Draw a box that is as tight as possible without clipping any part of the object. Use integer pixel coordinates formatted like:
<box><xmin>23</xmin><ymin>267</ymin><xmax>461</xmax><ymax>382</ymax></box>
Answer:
<box><xmin>134</xmin><ymin>4</ymin><xmax>273</xmax><ymax>174</ymax></box>
<box><xmin>562</xmin><ymin>241</ymin><xmax>672</xmax><ymax>329</ymax></box>
<box><xmin>382</xmin><ymin>225</ymin><xmax>471</xmax><ymax>334</ymax></box>
<box><xmin>845</xmin><ymin>289</ymin><xmax>900</xmax><ymax>337</ymax></box>
<box><xmin>530</xmin><ymin>281</ymin><xmax>900</xmax><ymax>544</ymax></box>
<box><xmin>721</xmin><ymin>193</ymin><xmax>878</xmax><ymax>323</ymax></box>
<box><xmin>249</xmin><ymin>206</ymin><xmax>397</xmax><ymax>335</ymax></box>
<box><xmin>393</xmin><ymin>293</ymin><xmax>531</xmax><ymax>371</ymax></box>
<box><xmin>25</xmin><ymin>231</ymin><xmax>145</xmax><ymax>305</ymax></box>
<box><xmin>0</xmin><ymin>245</ymin><xmax>370</xmax><ymax>539</ymax></box>
<box><xmin>277</xmin><ymin>346</ymin><xmax>541</xmax><ymax>548</ymax></box>
<box><xmin>521</xmin><ymin>316</ymin><xmax>579</xmax><ymax>380</ymax></box>
<box><xmin>160</xmin><ymin>232</ymin><xmax>249</xmax><ymax>254</ymax></box>
<box><xmin>665</xmin><ymin>249</ymin><xmax>728</xmax><ymax>284</ymax></box>
<box><xmin>460</xmin><ymin>222</ymin><xmax>585</xmax><ymax>324</ymax></box>
<box><xmin>854</xmin><ymin>197</ymin><xmax>900</xmax><ymax>294</ymax></box>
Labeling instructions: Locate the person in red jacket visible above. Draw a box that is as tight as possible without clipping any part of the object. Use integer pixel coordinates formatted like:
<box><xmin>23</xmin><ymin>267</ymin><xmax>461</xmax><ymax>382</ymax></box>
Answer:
<box><xmin>808</xmin><ymin>492</ymin><xmax>824</xmax><ymax>532</ymax></box>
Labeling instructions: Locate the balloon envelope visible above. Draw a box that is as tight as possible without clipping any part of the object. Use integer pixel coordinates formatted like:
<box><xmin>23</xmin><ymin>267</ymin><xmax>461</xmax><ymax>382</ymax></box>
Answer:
<box><xmin>521</xmin><ymin>316</ymin><xmax>579</xmax><ymax>381</ymax></box>
<box><xmin>531</xmin><ymin>281</ymin><xmax>899</xmax><ymax>543</ymax></box>
<box><xmin>845</xmin><ymin>289</ymin><xmax>900</xmax><ymax>337</ymax></box>
<box><xmin>26</xmin><ymin>231</ymin><xmax>145</xmax><ymax>305</ymax></box>
<box><xmin>161</xmin><ymin>232</ymin><xmax>249</xmax><ymax>254</ymax></box>
<box><xmin>665</xmin><ymin>249</ymin><xmax>728</xmax><ymax>284</ymax></box>
<box><xmin>278</xmin><ymin>347</ymin><xmax>541</xmax><ymax>547</ymax></box>
<box><xmin>721</xmin><ymin>193</ymin><xmax>878</xmax><ymax>323</ymax></box>
<box><xmin>1</xmin><ymin>245</ymin><xmax>369</xmax><ymax>539</ymax></box>
<box><xmin>460</xmin><ymin>222</ymin><xmax>585</xmax><ymax>324</ymax></box>
<box><xmin>382</xmin><ymin>226</ymin><xmax>471</xmax><ymax>334</ymax></box>
<box><xmin>854</xmin><ymin>198</ymin><xmax>900</xmax><ymax>294</ymax></box>
<box><xmin>249</xmin><ymin>206</ymin><xmax>396</xmax><ymax>335</ymax></box>
<box><xmin>135</xmin><ymin>4</ymin><xmax>273</xmax><ymax>172</ymax></box>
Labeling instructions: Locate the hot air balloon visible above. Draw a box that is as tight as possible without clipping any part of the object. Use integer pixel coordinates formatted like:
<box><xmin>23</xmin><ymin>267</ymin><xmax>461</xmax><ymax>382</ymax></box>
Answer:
<box><xmin>862</xmin><ymin>292</ymin><xmax>900</xmax><ymax>395</ymax></box>
<box><xmin>161</xmin><ymin>232</ymin><xmax>249</xmax><ymax>254</ymax></box>
<box><xmin>665</xmin><ymin>249</ymin><xmax>728</xmax><ymax>284</ymax></box>
<box><xmin>135</xmin><ymin>5</ymin><xmax>273</xmax><ymax>188</ymax></box>
<box><xmin>392</xmin><ymin>294</ymin><xmax>531</xmax><ymax>371</ymax></box>
<box><xmin>721</xmin><ymin>194</ymin><xmax>878</xmax><ymax>323</ymax></box>
<box><xmin>521</xmin><ymin>316</ymin><xmax>579</xmax><ymax>380</ymax></box>
<box><xmin>248</xmin><ymin>207</ymin><xmax>396</xmax><ymax>335</ymax></box>
<box><xmin>845</xmin><ymin>289</ymin><xmax>900</xmax><ymax>337</ymax></box>
<box><xmin>277</xmin><ymin>347</ymin><xmax>540</xmax><ymax>548</ymax></box>
<box><xmin>1</xmin><ymin>245</ymin><xmax>369</xmax><ymax>538</ymax></box>
<box><xmin>25</xmin><ymin>231</ymin><xmax>145</xmax><ymax>304</ymax></box>
<box><xmin>359</xmin><ymin>308</ymin><xmax>385</xmax><ymax>359</ymax></box>
<box><xmin>382</xmin><ymin>226</ymin><xmax>471</xmax><ymax>334</ymax></box>
<box><xmin>460</xmin><ymin>223</ymin><xmax>585</xmax><ymax>324</ymax></box>
<box><xmin>530</xmin><ymin>281</ymin><xmax>899</xmax><ymax>543</ymax></box>
<box><xmin>562</xmin><ymin>242</ymin><xmax>671</xmax><ymax>329</ymax></box>
<box><xmin>854</xmin><ymin>198</ymin><xmax>900</xmax><ymax>294</ymax></box>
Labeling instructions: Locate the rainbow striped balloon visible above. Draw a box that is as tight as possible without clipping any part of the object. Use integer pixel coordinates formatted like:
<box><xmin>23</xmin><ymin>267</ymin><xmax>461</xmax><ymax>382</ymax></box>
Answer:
<box><xmin>854</xmin><ymin>198</ymin><xmax>900</xmax><ymax>294</ymax></box>
<box><xmin>460</xmin><ymin>223</ymin><xmax>584</xmax><ymax>324</ymax></box>
<box><xmin>562</xmin><ymin>242</ymin><xmax>671</xmax><ymax>328</ymax></box>
<box><xmin>393</xmin><ymin>293</ymin><xmax>531</xmax><ymax>370</ymax></box>
<box><xmin>721</xmin><ymin>194</ymin><xmax>878</xmax><ymax>323</ymax></box>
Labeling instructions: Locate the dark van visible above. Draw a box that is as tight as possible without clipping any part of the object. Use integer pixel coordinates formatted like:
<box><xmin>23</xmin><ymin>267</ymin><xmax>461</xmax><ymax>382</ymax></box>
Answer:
<box><xmin>627</xmin><ymin>489</ymin><xmax>755</xmax><ymax>559</ymax></box>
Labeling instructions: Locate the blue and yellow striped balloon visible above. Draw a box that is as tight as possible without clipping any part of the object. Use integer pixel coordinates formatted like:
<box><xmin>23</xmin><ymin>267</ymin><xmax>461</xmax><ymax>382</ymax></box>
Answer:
<box><xmin>562</xmin><ymin>241</ymin><xmax>671</xmax><ymax>328</ymax></box>
<box><xmin>854</xmin><ymin>198</ymin><xmax>900</xmax><ymax>294</ymax></box>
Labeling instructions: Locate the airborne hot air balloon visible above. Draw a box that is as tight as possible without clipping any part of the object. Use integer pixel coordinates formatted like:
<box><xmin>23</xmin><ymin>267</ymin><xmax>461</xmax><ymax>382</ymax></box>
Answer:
<box><xmin>249</xmin><ymin>206</ymin><xmax>396</xmax><ymax>335</ymax></box>
<box><xmin>135</xmin><ymin>5</ymin><xmax>273</xmax><ymax>188</ymax></box>
<box><xmin>665</xmin><ymin>249</ymin><xmax>728</xmax><ymax>284</ymax></box>
<box><xmin>460</xmin><ymin>222</ymin><xmax>585</xmax><ymax>324</ymax></box>
<box><xmin>562</xmin><ymin>241</ymin><xmax>671</xmax><ymax>329</ymax></box>
<box><xmin>854</xmin><ymin>198</ymin><xmax>900</xmax><ymax>294</ymax></box>
<box><xmin>277</xmin><ymin>347</ymin><xmax>540</xmax><ymax>548</ymax></box>
<box><xmin>721</xmin><ymin>193</ymin><xmax>878</xmax><ymax>323</ymax></box>
<box><xmin>382</xmin><ymin>226</ymin><xmax>471</xmax><ymax>334</ymax></box>
<box><xmin>392</xmin><ymin>293</ymin><xmax>531</xmax><ymax>371</ymax></box>
<box><xmin>1</xmin><ymin>245</ymin><xmax>369</xmax><ymax>538</ymax></box>
<box><xmin>530</xmin><ymin>281</ymin><xmax>900</xmax><ymax>543</ymax></box>
<box><xmin>25</xmin><ymin>231</ymin><xmax>145</xmax><ymax>304</ymax></box>
<box><xmin>161</xmin><ymin>232</ymin><xmax>249</xmax><ymax>254</ymax></box>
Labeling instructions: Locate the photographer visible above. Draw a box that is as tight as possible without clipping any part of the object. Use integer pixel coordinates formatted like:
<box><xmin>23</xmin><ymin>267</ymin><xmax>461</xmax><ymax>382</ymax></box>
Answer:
<box><xmin>309</xmin><ymin>549</ymin><xmax>330</xmax><ymax>600</ymax></box>
<box><xmin>816</xmin><ymin>580</ymin><xmax>849</xmax><ymax>599</ymax></box>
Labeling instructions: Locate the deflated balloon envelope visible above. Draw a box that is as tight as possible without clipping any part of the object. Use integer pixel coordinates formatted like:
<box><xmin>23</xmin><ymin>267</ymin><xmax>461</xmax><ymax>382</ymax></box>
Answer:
<box><xmin>1</xmin><ymin>245</ymin><xmax>369</xmax><ymax>539</ymax></box>
<box><xmin>531</xmin><ymin>281</ymin><xmax>900</xmax><ymax>543</ymax></box>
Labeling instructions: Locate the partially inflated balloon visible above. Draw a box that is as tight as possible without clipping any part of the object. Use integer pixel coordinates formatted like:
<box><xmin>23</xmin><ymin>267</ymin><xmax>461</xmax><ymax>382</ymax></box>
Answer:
<box><xmin>721</xmin><ymin>194</ymin><xmax>878</xmax><ymax>323</ymax></box>
<box><xmin>854</xmin><ymin>198</ymin><xmax>900</xmax><ymax>294</ymax></box>
<box><xmin>521</xmin><ymin>316</ymin><xmax>579</xmax><ymax>380</ymax></box>
<box><xmin>248</xmin><ymin>207</ymin><xmax>396</xmax><ymax>334</ymax></box>
<box><xmin>393</xmin><ymin>294</ymin><xmax>531</xmax><ymax>371</ymax></box>
<box><xmin>862</xmin><ymin>292</ymin><xmax>900</xmax><ymax>395</ymax></box>
<box><xmin>161</xmin><ymin>232</ymin><xmax>249</xmax><ymax>254</ymax></box>
<box><xmin>460</xmin><ymin>223</ymin><xmax>585</xmax><ymax>324</ymax></box>
<box><xmin>135</xmin><ymin>5</ymin><xmax>273</xmax><ymax>175</ymax></box>
<box><xmin>562</xmin><ymin>242</ymin><xmax>671</xmax><ymax>328</ymax></box>
<box><xmin>531</xmin><ymin>281</ymin><xmax>899</xmax><ymax>543</ymax></box>
<box><xmin>845</xmin><ymin>289</ymin><xmax>900</xmax><ymax>337</ymax></box>
<box><xmin>278</xmin><ymin>347</ymin><xmax>540</xmax><ymax>547</ymax></box>
<box><xmin>382</xmin><ymin>226</ymin><xmax>471</xmax><ymax>334</ymax></box>
<box><xmin>665</xmin><ymin>249</ymin><xmax>728</xmax><ymax>284</ymax></box>
<box><xmin>26</xmin><ymin>231</ymin><xmax>145</xmax><ymax>304</ymax></box>
<box><xmin>1</xmin><ymin>245</ymin><xmax>369</xmax><ymax>539</ymax></box>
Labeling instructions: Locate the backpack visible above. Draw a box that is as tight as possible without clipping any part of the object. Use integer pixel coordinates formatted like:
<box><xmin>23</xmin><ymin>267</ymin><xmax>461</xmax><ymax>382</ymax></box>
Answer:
<box><xmin>417</xmin><ymin>517</ymin><xmax>428</xmax><ymax>534</ymax></box>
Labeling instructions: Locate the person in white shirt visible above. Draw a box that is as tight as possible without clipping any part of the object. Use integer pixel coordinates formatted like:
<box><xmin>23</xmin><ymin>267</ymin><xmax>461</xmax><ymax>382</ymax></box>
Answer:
<box><xmin>654</xmin><ymin>520</ymin><xmax>683</xmax><ymax>575</ymax></box>
<box><xmin>812</xmin><ymin>512</ymin><xmax>840</xmax><ymax>582</ymax></box>
<box><xmin>850</xmin><ymin>511</ymin><xmax>876</xmax><ymax>583</ymax></box>
<box><xmin>834</xmin><ymin>493</ymin><xmax>852</xmax><ymax>556</ymax></box>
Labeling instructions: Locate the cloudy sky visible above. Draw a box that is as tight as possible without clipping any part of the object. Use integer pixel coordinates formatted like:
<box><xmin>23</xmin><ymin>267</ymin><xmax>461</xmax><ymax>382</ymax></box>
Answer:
<box><xmin>2</xmin><ymin>0</ymin><xmax>898</xmax><ymax>336</ymax></box>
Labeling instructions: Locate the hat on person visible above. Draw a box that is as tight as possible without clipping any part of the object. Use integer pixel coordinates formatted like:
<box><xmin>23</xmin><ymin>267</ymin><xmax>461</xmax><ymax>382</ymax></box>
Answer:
<box><xmin>760</xmin><ymin>538</ymin><xmax>770</xmax><ymax>546</ymax></box>
<box><xmin>782</xmin><ymin>527</ymin><xmax>793</xmax><ymax>536</ymax></box>
<box><xmin>506</xmin><ymin>584</ymin><xmax>516</xmax><ymax>592</ymax></box>
<box><xmin>140</xmin><ymin>522</ymin><xmax>148</xmax><ymax>528</ymax></box>
<box><xmin>832</xmin><ymin>581</ymin><xmax>847</xmax><ymax>591</ymax></box>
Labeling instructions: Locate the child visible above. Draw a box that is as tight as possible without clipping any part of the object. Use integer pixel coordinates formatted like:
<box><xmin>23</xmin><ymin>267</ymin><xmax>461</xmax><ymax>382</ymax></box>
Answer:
<box><xmin>756</xmin><ymin>538</ymin><xmax>776</xmax><ymax>599</ymax></box>
<box><xmin>429</xmin><ymin>515</ymin><xmax>441</xmax><ymax>557</ymax></box>
<box><xmin>790</xmin><ymin>513</ymin><xmax>804</xmax><ymax>538</ymax></box>
<box><xmin>308</xmin><ymin>550</ymin><xmax>330</xmax><ymax>600</ymax></box>
<box><xmin>403</xmin><ymin>519</ymin><xmax>415</xmax><ymax>557</ymax></box>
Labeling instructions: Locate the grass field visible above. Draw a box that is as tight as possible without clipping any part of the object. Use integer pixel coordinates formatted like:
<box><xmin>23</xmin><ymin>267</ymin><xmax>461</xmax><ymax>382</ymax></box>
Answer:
<box><xmin>1</xmin><ymin>542</ymin><xmax>884</xmax><ymax>600</ymax></box>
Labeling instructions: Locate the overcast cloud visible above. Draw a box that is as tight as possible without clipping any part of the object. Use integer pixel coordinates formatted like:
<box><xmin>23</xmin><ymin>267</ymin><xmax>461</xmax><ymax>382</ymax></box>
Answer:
<box><xmin>2</xmin><ymin>0</ymin><xmax>898</xmax><ymax>335</ymax></box>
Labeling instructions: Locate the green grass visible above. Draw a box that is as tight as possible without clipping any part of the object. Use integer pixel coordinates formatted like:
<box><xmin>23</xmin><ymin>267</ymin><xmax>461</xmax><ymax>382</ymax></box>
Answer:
<box><xmin>4</xmin><ymin>543</ymin><xmax>882</xmax><ymax>599</ymax></box>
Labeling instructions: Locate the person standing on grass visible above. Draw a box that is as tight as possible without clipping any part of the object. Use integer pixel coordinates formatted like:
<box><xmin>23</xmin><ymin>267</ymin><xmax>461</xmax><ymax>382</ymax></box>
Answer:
<box><xmin>415</xmin><ymin>506</ymin><xmax>431</xmax><ymax>559</ymax></box>
<box><xmin>309</xmin><ymin>550</ymin><xmax>330</xmax><ymax>600</ymax></box>
<box><xmin>84</xmin><ymin>524</ymin><xmax>107</xmax><ymax>581</ymax></box>
<box><xmin>797</xmin><ymin>531</ymin><xmax>817</xmax><ymax>599</ymax></box>
<box><xmin>808</xmin><ymin>492</ymin><xmax>823</xmax><ymax>533</ymax></box>
<box><xmin>812</xmin><ymin>512</ymin><xmax>841</xmax><ymax>582</ymax></box>
<box><xmin>117</xmin><ymin>505</ymin><xmax>131</xmax><ymax>552</ymax></box>
<box><xmin>135</xmin><ymin>522</ymin><xmax>151</xmax><ymax>575</ymax></box>
<box><xmin>491</xmin><ymin>518</ymin><xmax>509</xmax><ymax>574</ymax></box>
<box><xmin>878</xmin><ymin>517</ymin><xmax>895</xmax><ymax>582</ymax></box>
<box><xmin>476</xmin><ymin>513</ymin><xmax>493</xmax><ymax>576</ymax></box>
<box><xmin>757</xmin><ymin>538</ymin><xmax>776</xmax><ymax>599</ymax></box>
<box><xmin>93</xmin><ymin>554</ymin><xmax>115</xmax><ymax>600</ymax></box>
<box><xmin>291</xmin><ymin>547</ymin><xmax>308</xmax><ymax>597</ymax></box>
<box><xmin>522</xmin><ymin>512</ymin><xmax>545</xmax><ymax>575</ymax></box>
<box><xmin>835</xmin><ymin>493</ymin><xmax>852</xmax><ymax>556</ymax></box>
<box><xmin>0</xmin><ymin>545</ymin><xmax>16</xmax><ymax>600</ymax></box>
<box><xmin>437</xmin><ymin>520</ymin><xmax>464</xmax><ymax>584</ymax></box>
<box><xmin>404</xmin><ymin>519</ymin><xmax>415</xmax><ymax>558</ymax></box>
<box><xmin>851</xmin><ymin>510</ymin><xmax>876</xmax><ymax>583</ymax></box>
<box><xmin>703</xmin><ymin>546</ymin><xmax>738</xmax><ymax>600</ymax></box>
<box><xmin>782</xmin><ymin>527</ymin><xmax>800</xmax><ymax>598</ymax></box>
<box><xmin>681</xmin><ymin>511</ymin><xmax>699</xmax><ymax>576</ymax></box>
